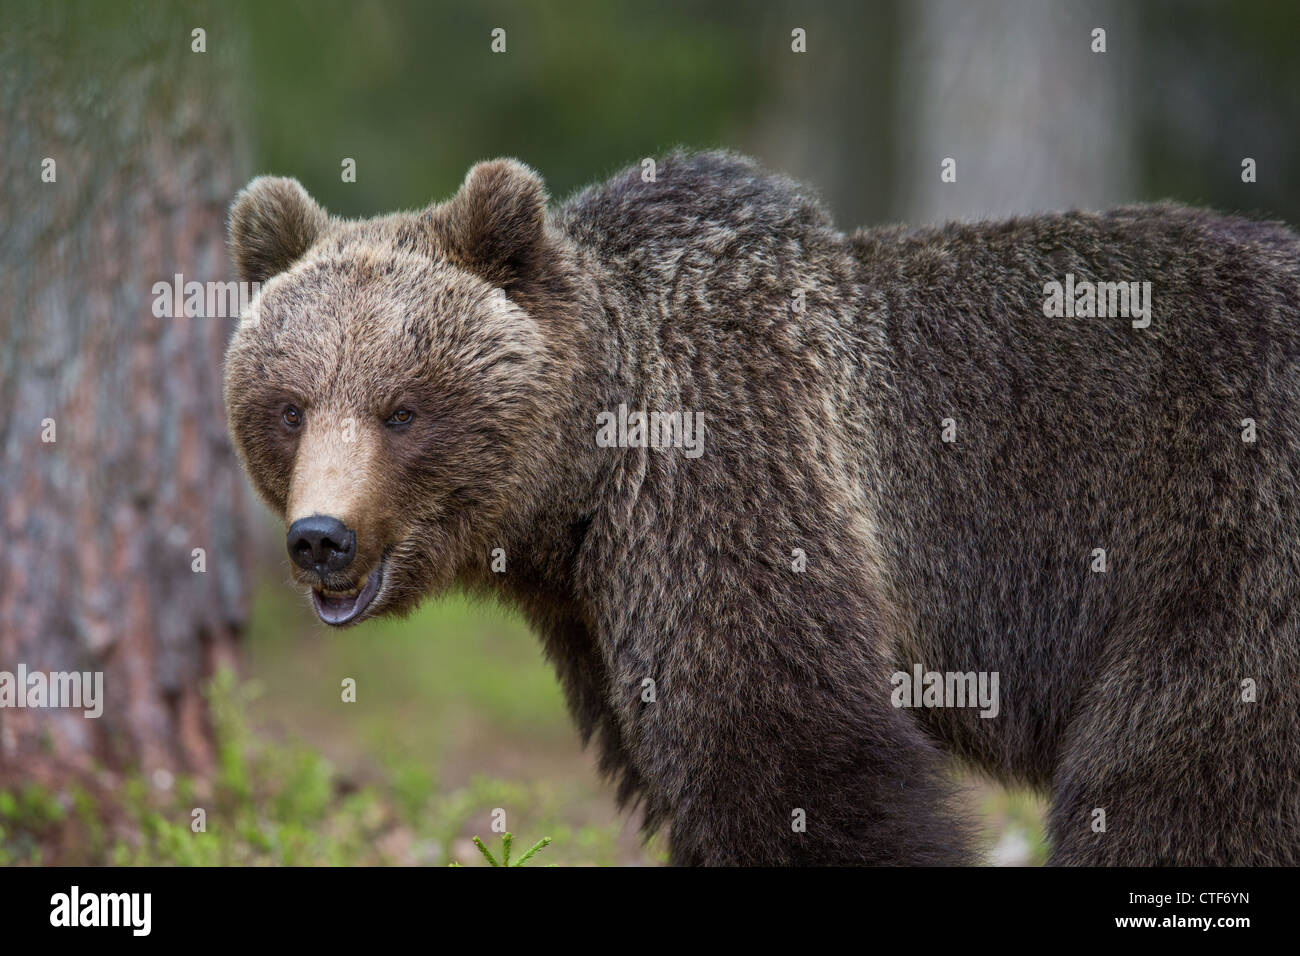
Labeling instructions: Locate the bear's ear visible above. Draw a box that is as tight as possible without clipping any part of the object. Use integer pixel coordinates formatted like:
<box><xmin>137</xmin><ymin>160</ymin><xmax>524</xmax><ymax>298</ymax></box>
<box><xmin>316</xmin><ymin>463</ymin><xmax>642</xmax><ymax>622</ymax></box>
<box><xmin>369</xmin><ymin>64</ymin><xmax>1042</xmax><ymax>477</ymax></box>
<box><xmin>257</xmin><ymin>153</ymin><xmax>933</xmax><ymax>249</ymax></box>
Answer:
<box><xmin>228</xmin><ymin>177</ymin><xmax>329</xmax><ymax>284</ymax></box>
<box><xmin>431</xmin><ymin>159</ymin><xmax>548</xmax><ymax>288</ymax></box>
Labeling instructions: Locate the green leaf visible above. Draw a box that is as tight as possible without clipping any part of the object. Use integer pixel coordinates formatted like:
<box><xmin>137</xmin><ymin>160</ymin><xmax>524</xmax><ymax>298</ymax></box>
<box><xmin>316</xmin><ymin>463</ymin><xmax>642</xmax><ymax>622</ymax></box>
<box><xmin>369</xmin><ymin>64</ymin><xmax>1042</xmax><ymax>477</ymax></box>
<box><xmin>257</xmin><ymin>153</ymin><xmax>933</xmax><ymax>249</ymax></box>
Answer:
<box><xmin>472</xmin><ymin>835</ymin><xmax>500</xmax><ymax>867</ymax></box>
<box><xmin>512</xmin><ymin>836</ymin><xmax>552</xmax><ymax>867</ymax></box>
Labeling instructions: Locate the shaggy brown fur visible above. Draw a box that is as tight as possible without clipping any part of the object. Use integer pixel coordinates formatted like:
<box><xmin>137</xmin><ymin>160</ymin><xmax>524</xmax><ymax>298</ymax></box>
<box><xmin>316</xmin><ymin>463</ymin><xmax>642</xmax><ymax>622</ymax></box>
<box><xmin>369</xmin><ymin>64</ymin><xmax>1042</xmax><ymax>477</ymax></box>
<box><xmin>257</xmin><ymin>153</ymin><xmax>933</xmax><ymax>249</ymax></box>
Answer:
<box><xmin>224</xmin><ymin>151</ymin><xmax>1300</xmax><ymax>865</ymax></box>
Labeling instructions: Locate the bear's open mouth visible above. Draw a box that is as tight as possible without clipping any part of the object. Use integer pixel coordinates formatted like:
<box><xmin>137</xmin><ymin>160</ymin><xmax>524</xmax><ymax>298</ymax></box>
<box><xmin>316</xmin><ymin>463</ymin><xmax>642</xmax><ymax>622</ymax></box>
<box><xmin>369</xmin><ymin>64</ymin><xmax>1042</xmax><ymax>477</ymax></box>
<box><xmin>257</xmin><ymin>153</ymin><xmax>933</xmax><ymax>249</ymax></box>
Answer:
<box><xmin>310</xmin><ymin>555</ymin><xmax>385</xmax><ymax>626</ymax></box>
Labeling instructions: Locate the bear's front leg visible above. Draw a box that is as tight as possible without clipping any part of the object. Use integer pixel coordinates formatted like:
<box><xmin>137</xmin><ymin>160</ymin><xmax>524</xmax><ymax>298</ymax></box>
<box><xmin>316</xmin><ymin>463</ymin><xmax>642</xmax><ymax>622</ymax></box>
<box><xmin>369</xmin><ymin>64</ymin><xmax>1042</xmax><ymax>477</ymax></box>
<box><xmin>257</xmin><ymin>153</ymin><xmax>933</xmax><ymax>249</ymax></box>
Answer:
<box><xmin>601</xmin><ymin>597</ymin><xmax>974</xmax><ymax>866</ymax></box>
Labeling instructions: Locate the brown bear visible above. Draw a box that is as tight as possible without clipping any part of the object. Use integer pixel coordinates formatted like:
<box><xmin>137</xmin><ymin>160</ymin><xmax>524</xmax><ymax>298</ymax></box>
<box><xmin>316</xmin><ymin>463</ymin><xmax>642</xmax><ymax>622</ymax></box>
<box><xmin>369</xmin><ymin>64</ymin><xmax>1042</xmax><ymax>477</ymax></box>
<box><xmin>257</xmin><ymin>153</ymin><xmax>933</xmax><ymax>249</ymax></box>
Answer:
<box><xmin>224</xmin><ymin>150</ymin><xmax>1300</xmax><ymax>865</ymax></box>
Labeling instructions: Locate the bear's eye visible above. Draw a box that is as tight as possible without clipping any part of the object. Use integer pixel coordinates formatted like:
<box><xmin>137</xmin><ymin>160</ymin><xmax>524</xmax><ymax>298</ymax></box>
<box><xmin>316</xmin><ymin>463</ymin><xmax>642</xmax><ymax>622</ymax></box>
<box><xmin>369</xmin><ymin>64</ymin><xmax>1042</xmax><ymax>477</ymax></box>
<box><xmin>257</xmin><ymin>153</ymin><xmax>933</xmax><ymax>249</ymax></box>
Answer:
<box><xmin>282</xmin><ymin>404</ymin><xmax>302</xmax><ymax>428</ymax></box>
<box><xmin>385</xmin><ymin>408</ymin><xmax>414</xmax><ymax>428</ymax></box>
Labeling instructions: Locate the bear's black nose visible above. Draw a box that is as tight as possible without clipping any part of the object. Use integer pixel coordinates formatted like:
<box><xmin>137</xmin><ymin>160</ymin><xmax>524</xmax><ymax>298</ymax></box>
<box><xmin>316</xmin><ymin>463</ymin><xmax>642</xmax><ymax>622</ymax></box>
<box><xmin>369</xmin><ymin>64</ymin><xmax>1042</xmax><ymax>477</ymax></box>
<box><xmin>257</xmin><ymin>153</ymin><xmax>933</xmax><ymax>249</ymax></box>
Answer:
<box><xmin>287</xmin><ymin>515</ymin><xmax>356</xmax><ymax>575</ymax></box>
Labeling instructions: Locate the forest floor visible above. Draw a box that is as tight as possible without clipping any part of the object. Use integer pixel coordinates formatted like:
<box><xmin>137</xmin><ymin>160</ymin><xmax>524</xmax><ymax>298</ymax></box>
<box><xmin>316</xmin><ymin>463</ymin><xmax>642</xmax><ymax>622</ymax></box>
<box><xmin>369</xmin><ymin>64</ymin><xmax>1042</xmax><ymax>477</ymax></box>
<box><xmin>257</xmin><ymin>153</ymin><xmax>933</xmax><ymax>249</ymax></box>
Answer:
<box><xmin>242</xmin><ymin>557</ymin><xmax>1050</xmax><ymax>866</ymax></box>
<box><xmin>0</xmin><ymin>544</ymin><xmax>1048</xmax><ymax>866</ymax></box>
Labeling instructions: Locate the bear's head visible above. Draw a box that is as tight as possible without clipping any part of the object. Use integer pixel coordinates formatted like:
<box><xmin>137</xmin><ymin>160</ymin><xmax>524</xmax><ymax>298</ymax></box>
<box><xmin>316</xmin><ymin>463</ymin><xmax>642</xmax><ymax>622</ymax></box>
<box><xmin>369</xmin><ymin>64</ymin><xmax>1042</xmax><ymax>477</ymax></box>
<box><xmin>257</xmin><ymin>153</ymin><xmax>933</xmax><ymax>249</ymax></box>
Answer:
<box><xmin>223</xmin><ymin>161</ymin><xmax>580</xmax><ymax>626</ymax></box>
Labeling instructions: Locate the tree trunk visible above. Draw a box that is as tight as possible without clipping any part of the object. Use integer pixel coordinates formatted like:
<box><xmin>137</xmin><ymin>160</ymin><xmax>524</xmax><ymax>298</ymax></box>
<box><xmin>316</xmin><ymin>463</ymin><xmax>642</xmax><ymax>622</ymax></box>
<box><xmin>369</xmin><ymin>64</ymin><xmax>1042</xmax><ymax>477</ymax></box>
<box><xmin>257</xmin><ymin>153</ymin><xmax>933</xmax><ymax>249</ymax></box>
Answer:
<box><xmin>897</xmin><ymin>0</ymin><xmax>1136</xmax><ymax>222</ymax></box>
<box><xmin>0</xmin><ymin>2</ymin><xmax>248</xmax><ymax>788</ymax></box>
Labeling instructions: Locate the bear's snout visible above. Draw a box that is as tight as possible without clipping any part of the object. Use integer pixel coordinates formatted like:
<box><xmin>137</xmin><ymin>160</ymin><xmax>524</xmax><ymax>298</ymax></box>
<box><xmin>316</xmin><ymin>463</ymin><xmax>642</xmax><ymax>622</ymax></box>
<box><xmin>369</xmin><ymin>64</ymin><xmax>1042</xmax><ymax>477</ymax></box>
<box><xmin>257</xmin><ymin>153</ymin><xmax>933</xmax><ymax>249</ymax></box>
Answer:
<box><xmin>287</xmin><ymin>514</ymin><xmax>356</xmax><ymax>576</ymax></box>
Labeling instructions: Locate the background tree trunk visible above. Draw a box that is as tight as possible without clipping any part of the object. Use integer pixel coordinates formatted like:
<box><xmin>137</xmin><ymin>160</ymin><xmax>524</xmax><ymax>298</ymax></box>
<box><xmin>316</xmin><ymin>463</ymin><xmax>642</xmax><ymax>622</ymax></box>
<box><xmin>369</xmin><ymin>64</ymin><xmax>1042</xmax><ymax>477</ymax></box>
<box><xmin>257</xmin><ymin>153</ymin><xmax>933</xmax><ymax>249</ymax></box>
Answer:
<box><xmin>0</xmin><ymin>2</ymin><xmax>249</xmax><ymax>788</ymax></box>
<box><xmin>897</xmin><ymin>0</ymin><xmax>1136</xmax><ymax>222</ymax></box>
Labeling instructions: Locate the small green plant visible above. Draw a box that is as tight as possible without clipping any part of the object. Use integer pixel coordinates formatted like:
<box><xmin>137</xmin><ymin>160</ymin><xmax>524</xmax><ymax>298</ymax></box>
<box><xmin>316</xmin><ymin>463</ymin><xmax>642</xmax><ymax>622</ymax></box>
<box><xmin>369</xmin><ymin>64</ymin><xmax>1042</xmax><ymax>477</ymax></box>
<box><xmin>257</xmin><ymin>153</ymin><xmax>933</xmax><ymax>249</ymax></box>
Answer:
<box><xmin>459</xmin><ymin>832</ymin><xmax>552</xmax><ymax>867</ymax></box>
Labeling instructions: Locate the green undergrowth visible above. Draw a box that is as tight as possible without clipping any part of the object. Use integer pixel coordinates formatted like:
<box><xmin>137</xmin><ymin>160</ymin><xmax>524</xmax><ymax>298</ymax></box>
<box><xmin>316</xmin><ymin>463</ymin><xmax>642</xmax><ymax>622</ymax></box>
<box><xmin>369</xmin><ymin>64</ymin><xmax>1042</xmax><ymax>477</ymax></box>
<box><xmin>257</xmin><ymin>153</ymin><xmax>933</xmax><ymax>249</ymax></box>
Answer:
<box><xmin>0</xmin><ymin>669</ymin><xmax>625</xmax><ymax>866</ymax></box>
<box><xmin>0</xmin><ymin>665</ymin><xmax>1046</xmax><ymax>866</ymax></box>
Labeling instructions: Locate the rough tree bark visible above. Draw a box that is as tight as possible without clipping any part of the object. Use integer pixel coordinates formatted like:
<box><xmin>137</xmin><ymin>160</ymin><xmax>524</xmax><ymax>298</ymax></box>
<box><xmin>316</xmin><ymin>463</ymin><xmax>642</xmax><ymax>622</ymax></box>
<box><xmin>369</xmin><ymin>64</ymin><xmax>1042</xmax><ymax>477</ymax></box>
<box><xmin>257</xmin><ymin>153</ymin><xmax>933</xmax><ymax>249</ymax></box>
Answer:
<box><xmin>0</xmin><ymin>3</ymin><xmax>249</xmax><ymax>788</ymax></box>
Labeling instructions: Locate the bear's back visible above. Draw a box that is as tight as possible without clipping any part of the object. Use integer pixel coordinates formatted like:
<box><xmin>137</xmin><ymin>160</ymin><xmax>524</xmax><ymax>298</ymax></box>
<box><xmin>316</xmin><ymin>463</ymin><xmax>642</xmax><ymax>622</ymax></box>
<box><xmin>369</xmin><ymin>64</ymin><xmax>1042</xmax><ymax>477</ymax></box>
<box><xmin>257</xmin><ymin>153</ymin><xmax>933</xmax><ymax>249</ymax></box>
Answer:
<box><xmin>556</xmin><ymin>150</ymin><xmax>843</xmax><ymax>279</ymax></box>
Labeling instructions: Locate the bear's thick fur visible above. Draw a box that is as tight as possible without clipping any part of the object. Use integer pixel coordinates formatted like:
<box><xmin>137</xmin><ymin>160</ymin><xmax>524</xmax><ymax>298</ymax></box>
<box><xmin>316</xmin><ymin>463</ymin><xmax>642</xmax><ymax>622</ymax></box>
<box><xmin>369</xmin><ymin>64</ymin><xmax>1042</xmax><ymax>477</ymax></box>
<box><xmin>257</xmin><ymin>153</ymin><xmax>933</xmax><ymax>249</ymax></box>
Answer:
<box><xmin>224</xmin><ymin>151</ymin><xmax>1300</xmax><ymax>865</ymax></box>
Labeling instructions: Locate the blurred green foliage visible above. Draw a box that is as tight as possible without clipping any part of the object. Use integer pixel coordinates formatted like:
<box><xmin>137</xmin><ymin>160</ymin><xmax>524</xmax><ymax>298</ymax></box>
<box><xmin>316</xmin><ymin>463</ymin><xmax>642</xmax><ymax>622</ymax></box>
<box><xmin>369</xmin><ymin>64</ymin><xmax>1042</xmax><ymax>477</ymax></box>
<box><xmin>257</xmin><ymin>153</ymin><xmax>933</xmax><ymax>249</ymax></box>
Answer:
<box><xmin>1136</xmin><ymin>0</ymin><xmax>1300</xmax><ymax>222</ymax></box>
<box><xmin>232</xmin><ymin>0</ymin><xmax>1300</xmax><ymax>223</ymax></box>
<box><xmin>237</xmin><ymin>0</ymin><xmax>765</xmax><ymax>217</ymax></box>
